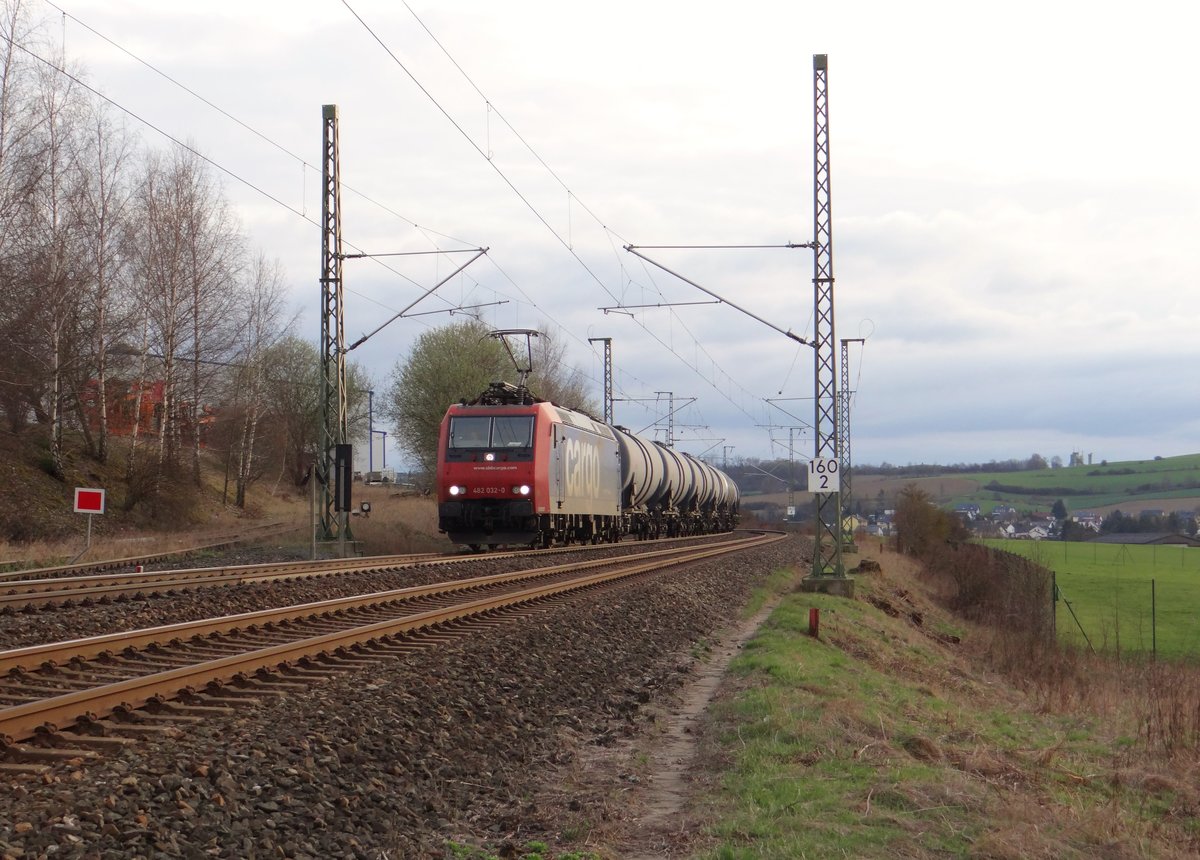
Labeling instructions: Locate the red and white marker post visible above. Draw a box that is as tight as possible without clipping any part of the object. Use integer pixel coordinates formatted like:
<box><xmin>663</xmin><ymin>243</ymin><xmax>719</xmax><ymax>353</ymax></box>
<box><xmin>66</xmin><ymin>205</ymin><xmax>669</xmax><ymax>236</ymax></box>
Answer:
<box><xmin>73</xmin><ymin>487</ymin><xmax>106</xmax><ymax>549</ymax></box>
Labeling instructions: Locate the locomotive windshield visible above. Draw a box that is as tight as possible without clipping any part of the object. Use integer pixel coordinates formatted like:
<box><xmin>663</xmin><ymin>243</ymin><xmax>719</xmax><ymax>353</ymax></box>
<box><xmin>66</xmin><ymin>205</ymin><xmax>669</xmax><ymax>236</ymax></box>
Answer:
<box><xmin>449</xmin><ymin>415</ymin><xmax>533</xmax><ymax>449</ymax></box>
<box><xmin>492</xmin><ymin>416</ymin><xmax>533</xmax><ymax>447</ymax></box>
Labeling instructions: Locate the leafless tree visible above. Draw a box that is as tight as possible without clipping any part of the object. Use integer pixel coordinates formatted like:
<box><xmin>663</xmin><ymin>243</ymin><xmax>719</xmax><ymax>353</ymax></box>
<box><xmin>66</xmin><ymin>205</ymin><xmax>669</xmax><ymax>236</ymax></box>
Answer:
<box><xmin>231</xmin><ymin>254</ymin><xmax>291</xmax><ymax>507</ymax></box>
<box><xmin>0</xmin><ymin>0</ymin><xmax>39</xmax><ymax>246</ymax></box>
<box><xmin>17</xmin><ymin>39</ymin><xmax>89</xmax><ymax>477</ymax></box>
<box><xmin>129</xmin><ymin>150</ymin><xmax>190</xmax><ymax>497</ymax></box>
<box><xmin>0</xmin><ymin>2</ymin><xmax>48</xmax><ymax>434</ymax></box>
<box><xmin>0</xmin><ymin>4</ymin><xmax>303</xmax><ymax>527</ymax></box>
<box><xmin>69</xmin><ymin>101</ymin><xmax>135</xmax><ymax>463</ymax></box>
<box><xmin>173</xmin><ymin>146</ymin><xmax>242</xmax><ymax>485</ymax></box>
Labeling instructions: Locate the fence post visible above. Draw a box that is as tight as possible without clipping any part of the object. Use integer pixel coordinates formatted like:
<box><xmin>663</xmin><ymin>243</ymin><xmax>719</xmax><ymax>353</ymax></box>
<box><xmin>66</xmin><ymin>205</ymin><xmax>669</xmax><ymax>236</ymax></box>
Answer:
<box><xmin>1061</xmin><ymin>587</ymin><xmax>1095</xmax><ymax>655</ymax></box>
<box><xmin>1052</xmin><ymin>571</ymin><xmax>1057</xmax><ymax>642</ymax></box>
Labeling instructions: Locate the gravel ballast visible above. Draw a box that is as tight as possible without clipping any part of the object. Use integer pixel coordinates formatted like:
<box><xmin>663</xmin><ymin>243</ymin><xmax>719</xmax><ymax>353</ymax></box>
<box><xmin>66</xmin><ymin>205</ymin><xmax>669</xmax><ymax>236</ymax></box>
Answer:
<box><xmin>1</xmin><ymin>535</ymin><xmax>801</xmax><ymax>859</ymax></box>
<box><xmin>0</xmin><ymin>537</ymin><xmax>738</xmax><ymax>652</ymax></box>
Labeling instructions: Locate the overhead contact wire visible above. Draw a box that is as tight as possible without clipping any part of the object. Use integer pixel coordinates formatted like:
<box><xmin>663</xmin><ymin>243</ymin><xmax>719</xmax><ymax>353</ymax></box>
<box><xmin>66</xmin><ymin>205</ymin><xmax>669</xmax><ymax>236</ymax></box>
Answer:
<box><xmin>352</xmin><ymin>1</ymin><xmax>780</xmax><ymax>428</ymax></box>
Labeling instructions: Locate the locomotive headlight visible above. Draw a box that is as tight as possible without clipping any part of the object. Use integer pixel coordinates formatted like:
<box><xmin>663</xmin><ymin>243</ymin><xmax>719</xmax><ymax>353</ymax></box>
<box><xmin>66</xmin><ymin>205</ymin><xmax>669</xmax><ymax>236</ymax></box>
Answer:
<box><xmin>484</xmin><ymin>452</ymin><xmax>496</xmax><ymax>462</ymax></box>
<box><xmin>514</xmin><ymin>484</ymin><xmax>531</xmax><ymax>496</ymax></box>
<box><xmin>448</xmin><ymin>485</ymin><xmax>466</xmax><ymax>496</ymax></box>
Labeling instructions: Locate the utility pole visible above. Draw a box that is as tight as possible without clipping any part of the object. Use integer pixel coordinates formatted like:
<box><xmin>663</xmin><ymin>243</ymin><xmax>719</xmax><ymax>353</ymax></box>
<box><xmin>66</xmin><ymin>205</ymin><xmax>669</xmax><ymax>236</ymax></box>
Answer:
<box><xmin>589</xmin><ymin>337</ymin><xmax>613</xmax><ymax>424</ymax></box>
<box><xmin>723</xmin><ymin>445</ymin><xmax>735</xmax><ymax>470</ymax></box>
<box><xmin>839</xmin><ymin>337</ymin><xmax>864</xmax><ymax>552</ymax></box>
<box><xmin>804</xmin><ymin>54</ymin><xmax>851</xmax><ymax>594</ymax></box>
<box><xmin>319</xmin><ymin>104</ymin><xmax>350</xmax><ymax>550</ymax></box>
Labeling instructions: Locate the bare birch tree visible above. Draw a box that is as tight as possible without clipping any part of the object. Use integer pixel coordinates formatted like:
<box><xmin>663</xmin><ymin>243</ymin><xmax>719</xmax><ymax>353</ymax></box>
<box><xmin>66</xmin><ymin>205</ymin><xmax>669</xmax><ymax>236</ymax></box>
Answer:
<box><xmin>232</xmin><ymin>254</ymin><xmax>290</xmax><ymax>507</ymax></box>
<box><xmin>171</xmin><ymin>146</ymin><xmax>242</xmax><ymax>485</ymax></box>
<box><xmin>20</xmin><ymin>41</ymin><xmax>88</xmax><ymax>477</ymax></box>
<box><xmin>69</xmin><ymin>101</ymin><xmax>135</xmax><ymax>463</ymax></box>
<box><xmin>0</xmin><ymin>1</ymin><xmax>51</xmax><ymax>434</ymax></box>
<box><xmin>131</xmin><ymin>151</ymin><xmax>189</xmax><ymax>494</ymax></box>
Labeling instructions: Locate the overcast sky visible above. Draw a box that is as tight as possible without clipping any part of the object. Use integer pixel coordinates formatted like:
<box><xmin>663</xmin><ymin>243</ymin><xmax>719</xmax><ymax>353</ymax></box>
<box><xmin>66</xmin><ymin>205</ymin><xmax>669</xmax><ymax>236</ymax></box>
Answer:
<box><xmin>41</xmin><ymin>0</ymin><xmax>1200</xmax><ymax>469</ymax></box>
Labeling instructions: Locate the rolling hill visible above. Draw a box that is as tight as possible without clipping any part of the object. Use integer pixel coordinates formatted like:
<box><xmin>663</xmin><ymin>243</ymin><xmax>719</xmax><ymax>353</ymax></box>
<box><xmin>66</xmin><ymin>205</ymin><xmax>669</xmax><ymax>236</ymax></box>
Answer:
<box><xmin>744</xmin><ymin>453</ymin><xmax>1200</xmax><ymax>518</ymax></box>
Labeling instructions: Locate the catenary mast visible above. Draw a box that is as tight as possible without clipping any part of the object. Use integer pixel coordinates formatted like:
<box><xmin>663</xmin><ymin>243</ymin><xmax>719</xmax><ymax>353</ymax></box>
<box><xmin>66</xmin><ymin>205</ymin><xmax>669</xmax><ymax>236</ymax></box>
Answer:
<box><xmin>319</xmin><ymin>104</ymin><xmax>350</xmax><ymax>546</ymax></box>
<box><xmin>809</xmin><ymin>54</ymin><xmax>845</xmax><ymax>582</ymax></box>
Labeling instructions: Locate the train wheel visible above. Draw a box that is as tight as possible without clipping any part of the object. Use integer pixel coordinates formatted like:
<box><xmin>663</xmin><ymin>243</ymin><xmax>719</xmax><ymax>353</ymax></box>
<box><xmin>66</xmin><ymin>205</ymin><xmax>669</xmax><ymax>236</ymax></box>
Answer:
<box><xmin>468</xmin><ymin>543</ymin><xmax>482</xmax><ymax>552</ymax></box>
<box><xmin>488</xmin><ymin>543</ymin><xmax>498</xmax><ymax>550</ymax></box>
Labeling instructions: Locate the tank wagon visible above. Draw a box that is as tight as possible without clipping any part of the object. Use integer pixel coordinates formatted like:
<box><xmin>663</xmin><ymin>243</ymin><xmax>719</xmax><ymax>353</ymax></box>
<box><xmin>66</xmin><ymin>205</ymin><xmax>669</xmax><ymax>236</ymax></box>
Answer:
<box><xmin>436</xmin><ymin>381</ymin><xmax>740</xmax><ymax>549</ymax></box>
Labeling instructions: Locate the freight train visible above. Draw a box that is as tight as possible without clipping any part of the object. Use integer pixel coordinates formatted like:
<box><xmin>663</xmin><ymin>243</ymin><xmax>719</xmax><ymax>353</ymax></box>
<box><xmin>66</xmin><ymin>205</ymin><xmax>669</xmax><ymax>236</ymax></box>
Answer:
<box><xmin>436</xmin><ymin>381</ymin><xmax>740</xmax><ymax>549</ymax></box>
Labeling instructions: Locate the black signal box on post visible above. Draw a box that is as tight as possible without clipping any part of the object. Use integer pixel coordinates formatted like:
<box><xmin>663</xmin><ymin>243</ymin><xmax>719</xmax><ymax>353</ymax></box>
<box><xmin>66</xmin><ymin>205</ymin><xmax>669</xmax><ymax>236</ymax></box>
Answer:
<box><xmin>334</xmin><ymin>444</ymin><xmax>353</xmax><ymax>512</ymax></box>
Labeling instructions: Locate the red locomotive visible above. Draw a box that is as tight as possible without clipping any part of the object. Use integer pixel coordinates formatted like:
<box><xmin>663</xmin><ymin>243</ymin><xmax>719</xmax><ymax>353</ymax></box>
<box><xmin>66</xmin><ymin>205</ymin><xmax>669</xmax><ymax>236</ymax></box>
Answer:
<box><xmin>436</xmin><ymin>381</ymin><xmax>739</xmax><ymax>549</ymax></box>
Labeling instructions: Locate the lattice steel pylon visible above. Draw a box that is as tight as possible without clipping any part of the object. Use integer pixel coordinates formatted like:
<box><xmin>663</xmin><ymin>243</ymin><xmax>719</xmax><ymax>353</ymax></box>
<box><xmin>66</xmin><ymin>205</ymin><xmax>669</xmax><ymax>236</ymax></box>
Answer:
<box><xmin>319</xmin><ymin>104</ymin><xmax>349</xmax><ymax>543</ymax></box>
<box><xmin>811</xmin><ymin>54</ymin><xmax>843</xmax><ymax>578</ymax></box>
<box><xmin>589</xmin><ymin>337</ymin><xmax>613</xmax><ymax>424</ymax></box>
<box><xmin>655</xmin><ymin>391</ymin><xmax>675</xmax><ymax>447</ymax></box>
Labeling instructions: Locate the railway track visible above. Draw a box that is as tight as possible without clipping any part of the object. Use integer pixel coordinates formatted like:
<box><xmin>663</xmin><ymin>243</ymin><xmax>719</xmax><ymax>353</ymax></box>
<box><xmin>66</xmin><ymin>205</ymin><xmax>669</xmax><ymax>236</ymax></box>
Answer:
<box><xmin>0</xmin><ymin>552</ymin><xmax>442</xmax><ymax>610</ymax></box>
<box><xmin>0</xmin><ymin>532</ymin><xmax>742</xmax><ymax>611</ymax></box>
<box><xmin>0</xmin><ymin>531</ymin><xmax>782</xmax><ymax>765</ymax></box>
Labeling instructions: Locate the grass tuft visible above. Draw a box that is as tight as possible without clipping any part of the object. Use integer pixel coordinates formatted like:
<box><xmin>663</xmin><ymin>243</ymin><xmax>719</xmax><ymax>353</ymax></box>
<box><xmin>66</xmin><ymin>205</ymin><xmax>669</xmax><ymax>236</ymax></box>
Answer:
<box><xmin>690</xmin><ymin>546</ymin><xmax>1200</xmax><ymax>858</ymax></box>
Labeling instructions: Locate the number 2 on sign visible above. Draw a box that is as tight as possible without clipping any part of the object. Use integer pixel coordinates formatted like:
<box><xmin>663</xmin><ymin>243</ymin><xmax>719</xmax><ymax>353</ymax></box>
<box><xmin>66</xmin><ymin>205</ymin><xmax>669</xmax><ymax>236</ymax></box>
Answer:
<box><xmin>808</xmin><ymin>458</ymin><xmax>840</xmax><ymax>493</ymax></box>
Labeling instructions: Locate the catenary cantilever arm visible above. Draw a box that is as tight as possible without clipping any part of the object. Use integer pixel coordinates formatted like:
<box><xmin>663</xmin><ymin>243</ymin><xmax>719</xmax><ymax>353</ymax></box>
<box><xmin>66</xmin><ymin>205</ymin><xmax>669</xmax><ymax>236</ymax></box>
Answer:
<box><xmin>623</xmin><ymin>245</ymin><xmax>814</xmax><ymax>347</ymax></box>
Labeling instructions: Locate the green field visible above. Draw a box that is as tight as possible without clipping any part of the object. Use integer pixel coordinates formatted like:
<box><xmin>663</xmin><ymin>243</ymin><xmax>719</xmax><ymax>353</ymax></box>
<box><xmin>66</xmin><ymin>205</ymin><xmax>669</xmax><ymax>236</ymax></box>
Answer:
<box><xmin>984</xmin><ymin>539</ymin><xmax>1200</xmax><ymax>659</ymax></box>
<box><xmin>940</xmin><ymin>452</ymin><xmax>1200</xmax><ymax>514</ymax></box>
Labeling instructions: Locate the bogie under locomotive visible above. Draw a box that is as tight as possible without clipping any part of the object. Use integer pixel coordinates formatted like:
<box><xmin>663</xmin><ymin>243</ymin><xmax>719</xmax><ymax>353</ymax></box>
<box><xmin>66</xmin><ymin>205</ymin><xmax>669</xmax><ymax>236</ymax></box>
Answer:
<box><xmin>436</xmin><ymin>382</ymin><xmax>739</xmax><ymax>549</ymax></box>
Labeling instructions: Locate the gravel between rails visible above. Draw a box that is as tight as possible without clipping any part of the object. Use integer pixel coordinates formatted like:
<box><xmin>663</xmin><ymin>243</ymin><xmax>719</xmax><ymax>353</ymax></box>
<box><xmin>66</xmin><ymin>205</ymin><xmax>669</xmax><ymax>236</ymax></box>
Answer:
<box><xmin>0</xmin><ymin>536</ymin><xmax>739</xmax><ymax>652</ymax></box>
<box><xmin>0</xmin><ymin>535</ymin><xmax>801</xmax><ymax>859</ymax></box>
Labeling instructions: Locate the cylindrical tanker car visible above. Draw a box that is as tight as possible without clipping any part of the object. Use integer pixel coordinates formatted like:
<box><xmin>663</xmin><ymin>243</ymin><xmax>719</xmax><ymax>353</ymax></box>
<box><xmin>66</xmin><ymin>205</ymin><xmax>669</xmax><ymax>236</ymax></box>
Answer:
<box><xmin>436</xmin><ymin>381</ymin><xmax>739</xmax><ymax>549</ymax></box>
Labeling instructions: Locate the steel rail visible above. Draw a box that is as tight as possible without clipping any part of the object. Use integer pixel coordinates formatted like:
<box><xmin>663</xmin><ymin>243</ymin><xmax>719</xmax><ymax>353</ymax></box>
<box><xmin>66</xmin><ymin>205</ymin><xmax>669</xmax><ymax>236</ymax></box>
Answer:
<box><xmin>0</xmin><ymin>534</ymin><xmax>768</xmax><ymax>675</ymax></box>
<box><xmin>0</xmin><ymin>553</ymin><xmax>444</xmax><ymax>609</ymax></box>
<box><xmin>1</xmin><ymin>527</ymin><xmax>739</xmax><ymax>585</ymax></box>
<box><xmin>0</xmin><ymin>532</ymin><xmax>742</xmax><ymax>609</ymax></box>
<box><xmin>0</xmin><ymin>532</ymin><xmax>780</xmax><ymax>745</ymax></box>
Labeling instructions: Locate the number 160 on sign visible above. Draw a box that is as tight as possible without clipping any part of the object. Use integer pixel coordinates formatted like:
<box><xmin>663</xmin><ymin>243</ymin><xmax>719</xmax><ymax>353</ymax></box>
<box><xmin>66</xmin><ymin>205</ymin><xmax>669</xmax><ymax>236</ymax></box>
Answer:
<box><xmin>807</xmin><ymin>458</ymin><xmax>840</xmax><ymax>493</ymax></box>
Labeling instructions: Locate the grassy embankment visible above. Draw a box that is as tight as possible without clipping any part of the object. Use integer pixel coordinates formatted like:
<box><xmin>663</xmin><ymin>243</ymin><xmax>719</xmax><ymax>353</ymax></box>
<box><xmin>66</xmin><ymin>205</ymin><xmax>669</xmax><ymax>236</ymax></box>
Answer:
<box><xmin>986</xmin><ymin>538</ymin><xmax>1200</xmax><ymax>660</ymax></box>
<box><xmin>0</xmin><ymin>486</ymin><xmax>451</xmax><ymax>571</ymax></box>
<box><xmin>683</xmin><ymin>548</ymin><xmax>1200</xmax><ymax>859</ymax></box>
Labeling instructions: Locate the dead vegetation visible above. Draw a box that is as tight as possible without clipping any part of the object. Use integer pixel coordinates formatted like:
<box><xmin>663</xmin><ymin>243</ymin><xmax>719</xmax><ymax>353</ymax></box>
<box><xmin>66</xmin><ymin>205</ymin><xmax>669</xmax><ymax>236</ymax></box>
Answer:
<box><xmin>0</xmin><ymin>426</ymin><xmax>450</xmax><ymax>566</ymax></box>
<box><xmin>874</xmin><ymin>532</ymin><xmax>1200</xmax><ymax>856</ymax></box>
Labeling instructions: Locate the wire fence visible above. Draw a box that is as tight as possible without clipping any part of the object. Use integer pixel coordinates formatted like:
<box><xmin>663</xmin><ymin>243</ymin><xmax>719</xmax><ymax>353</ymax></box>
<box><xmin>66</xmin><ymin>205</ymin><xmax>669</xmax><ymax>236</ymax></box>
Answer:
<box><xmin>986</xmin><ymin>539</ymin><xmax>1200</xmax><ymax>661</ymax></box>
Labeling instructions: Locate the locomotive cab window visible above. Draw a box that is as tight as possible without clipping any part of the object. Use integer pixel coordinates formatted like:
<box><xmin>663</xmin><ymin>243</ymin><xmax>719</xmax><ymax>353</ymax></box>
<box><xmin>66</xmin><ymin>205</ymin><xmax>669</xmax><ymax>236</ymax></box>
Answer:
<box><xmin>449</xmin><ymin>417</ymin><xmax>492</xmax><ymax>449</ymax></box>
<box><xmin>492</xmin><ymin>416</ymin><xmax>533</xmax><ymax>447</ymax></box>
<box><xmin>448</xmin><ymin>415</ymin><xmax>534</xmax><ymax>449</ymax></box>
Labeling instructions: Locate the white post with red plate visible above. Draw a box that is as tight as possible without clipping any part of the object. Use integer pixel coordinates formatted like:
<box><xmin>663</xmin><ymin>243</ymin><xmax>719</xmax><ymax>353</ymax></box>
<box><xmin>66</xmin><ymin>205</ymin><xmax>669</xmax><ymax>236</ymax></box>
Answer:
<box><xmin>74</xmin><ymin>487</ymin><xmax>106</xmax><ymax>549</ymax></box>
